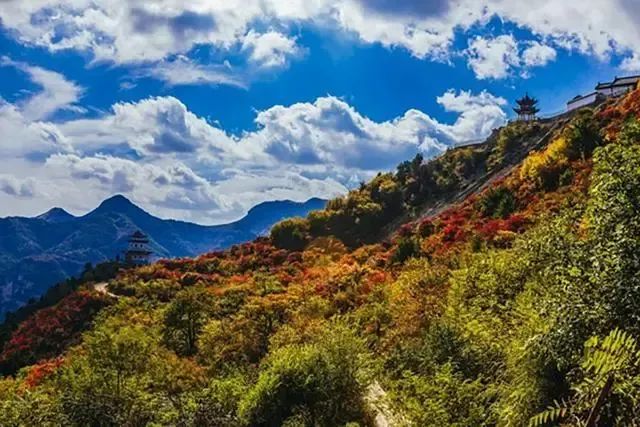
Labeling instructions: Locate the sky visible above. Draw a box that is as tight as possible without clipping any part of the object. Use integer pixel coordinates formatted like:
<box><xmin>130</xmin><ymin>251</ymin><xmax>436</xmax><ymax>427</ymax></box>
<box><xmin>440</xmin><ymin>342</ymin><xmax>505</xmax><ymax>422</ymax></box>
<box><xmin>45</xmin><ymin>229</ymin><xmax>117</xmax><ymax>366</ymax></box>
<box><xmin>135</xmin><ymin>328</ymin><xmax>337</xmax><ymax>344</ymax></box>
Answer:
<box><xmin>0</xmin><ymin>1</ymin><xmax>638</xmax><ymax>225</ymax></box>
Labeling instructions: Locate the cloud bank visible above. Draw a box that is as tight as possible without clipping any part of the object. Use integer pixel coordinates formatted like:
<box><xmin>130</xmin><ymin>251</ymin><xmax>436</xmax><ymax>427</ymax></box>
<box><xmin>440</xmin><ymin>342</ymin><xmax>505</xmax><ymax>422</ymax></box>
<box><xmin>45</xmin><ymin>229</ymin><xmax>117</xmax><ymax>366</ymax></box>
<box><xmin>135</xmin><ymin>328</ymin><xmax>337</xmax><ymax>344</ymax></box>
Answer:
<box><xmin>0</xmin><ymin>60</ymin><xmax>507</xmax><ymax>223</ymax></box>
<box><xmin>0</xmin><ymin>0</ymin><xmax>637</xmax><ymax>83</ymax></box>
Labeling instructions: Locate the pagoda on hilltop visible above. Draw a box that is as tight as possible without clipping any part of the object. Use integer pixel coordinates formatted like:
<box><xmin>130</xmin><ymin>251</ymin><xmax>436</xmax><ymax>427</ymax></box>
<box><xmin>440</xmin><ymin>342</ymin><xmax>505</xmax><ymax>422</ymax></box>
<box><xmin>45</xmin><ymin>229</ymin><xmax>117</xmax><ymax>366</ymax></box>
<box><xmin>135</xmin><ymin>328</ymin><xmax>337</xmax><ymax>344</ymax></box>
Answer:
<box><xmin>514</xmin><ymin>93</ymin><xmax>540</xmax><ymax>121</ymax></box>
<box><xmin>124</xmin><ymin>230</ymin><xmax>153</xmax><ymax>265</ymax></box>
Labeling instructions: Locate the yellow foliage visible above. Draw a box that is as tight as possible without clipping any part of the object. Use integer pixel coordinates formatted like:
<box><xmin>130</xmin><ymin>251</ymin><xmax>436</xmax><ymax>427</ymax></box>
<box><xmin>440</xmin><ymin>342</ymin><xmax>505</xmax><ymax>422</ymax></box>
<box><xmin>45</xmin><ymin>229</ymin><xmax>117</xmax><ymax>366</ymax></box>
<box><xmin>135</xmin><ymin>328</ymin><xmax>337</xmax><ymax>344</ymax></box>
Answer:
<box><xmin>519</xmin><ymin>137</ymin><xmax>570</xmax><ymax>190</ymax></box>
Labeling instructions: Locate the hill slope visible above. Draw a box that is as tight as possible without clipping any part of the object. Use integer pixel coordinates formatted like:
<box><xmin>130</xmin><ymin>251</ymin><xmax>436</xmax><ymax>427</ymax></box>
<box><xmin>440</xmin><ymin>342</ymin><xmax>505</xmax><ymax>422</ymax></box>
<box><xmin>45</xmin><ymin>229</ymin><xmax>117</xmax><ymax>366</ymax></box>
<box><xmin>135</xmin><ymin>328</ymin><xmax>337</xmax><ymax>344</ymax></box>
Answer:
<box><xmin>2</xmin><ymin>89</ymin><xmax>640</xmax><ymax>426</ymax></box>
<box><xmin>0</xmin><ymin>196</ymin><xmax>326</xmax><ymax>316</ymax></box>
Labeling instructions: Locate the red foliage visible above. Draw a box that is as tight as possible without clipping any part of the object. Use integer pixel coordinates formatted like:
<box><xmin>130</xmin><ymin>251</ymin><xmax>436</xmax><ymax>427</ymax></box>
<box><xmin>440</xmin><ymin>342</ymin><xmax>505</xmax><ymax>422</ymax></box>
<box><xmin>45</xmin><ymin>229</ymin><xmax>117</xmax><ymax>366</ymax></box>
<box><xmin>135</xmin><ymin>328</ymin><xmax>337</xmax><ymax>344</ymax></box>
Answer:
<box><xmin>398</xmin><ymin>223</ymin><xmax>415</xmax><ymax>238</ymax></box>
<box><xmin>24</xmin><ymin>357</ymin><xmax>64</xmax><ymax>388</ymax></box>
<box><xmin>599</xmin><ymin>88</ymin><xmax>640</xmax><ymax>139</ymax></box>
<box><xmin>0</xmin><ymin>291</ymin><xmax>109</xmax><ymax>374</ymax></box>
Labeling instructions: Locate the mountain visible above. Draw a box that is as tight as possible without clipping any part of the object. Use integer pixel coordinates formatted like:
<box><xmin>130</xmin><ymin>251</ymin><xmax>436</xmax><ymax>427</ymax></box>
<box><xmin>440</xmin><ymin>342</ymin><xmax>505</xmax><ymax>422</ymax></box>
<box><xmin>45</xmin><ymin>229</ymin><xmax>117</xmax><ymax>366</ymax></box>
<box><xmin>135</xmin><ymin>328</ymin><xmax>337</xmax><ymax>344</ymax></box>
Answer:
<box><xmin>5</xmin><ymin>90</ymin><xmax>640</xmax><ymax>426</ymax></box>
<box><xmin>36</xmin><ymin>208</ymin><xmax>76</xmax><ymax>223</ymax></box>
<box><xmin>234</xmin><ymin>197</ymin><xmax>327</xmax><ymax>236</ymax></box>
<box><xmin>0</xmin><ymin>197</ymin><xmax>326</xmax><ymax>316</ymax></box>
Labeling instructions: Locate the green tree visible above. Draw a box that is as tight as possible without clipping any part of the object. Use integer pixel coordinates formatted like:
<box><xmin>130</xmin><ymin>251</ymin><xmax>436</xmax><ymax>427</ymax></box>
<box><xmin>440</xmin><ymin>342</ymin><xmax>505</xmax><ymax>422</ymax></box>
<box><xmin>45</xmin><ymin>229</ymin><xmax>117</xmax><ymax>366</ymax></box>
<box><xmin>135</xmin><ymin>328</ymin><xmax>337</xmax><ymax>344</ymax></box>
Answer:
<box><xmin>57</xmin><ymin>323</ymin><xmax>157</xmax><ymax>426</ymax></box>
<box><xmin>194</xmin><ymin>375</ymin><xmax>248</xmax><ymax>427</ymax></box>
<box><xmin>163</xmin><ymin>286</ymin><xmax>213</xmax><ymax>356</ymax></box>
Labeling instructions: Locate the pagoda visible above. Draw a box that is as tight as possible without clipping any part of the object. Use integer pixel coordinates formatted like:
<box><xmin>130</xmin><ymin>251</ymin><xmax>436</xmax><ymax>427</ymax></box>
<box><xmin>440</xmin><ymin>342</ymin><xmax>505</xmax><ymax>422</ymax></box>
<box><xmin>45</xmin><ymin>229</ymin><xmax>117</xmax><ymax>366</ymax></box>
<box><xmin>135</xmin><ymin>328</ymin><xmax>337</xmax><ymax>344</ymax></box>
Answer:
<box><xmin>513</xmin><ymin>93</ymin><xmax>540</xmax><ymax>121</ymax></box>
<box><xmin>124</xmin><ymin>230</ymin><xmax>153</xmax><ymax>265</ymax></box>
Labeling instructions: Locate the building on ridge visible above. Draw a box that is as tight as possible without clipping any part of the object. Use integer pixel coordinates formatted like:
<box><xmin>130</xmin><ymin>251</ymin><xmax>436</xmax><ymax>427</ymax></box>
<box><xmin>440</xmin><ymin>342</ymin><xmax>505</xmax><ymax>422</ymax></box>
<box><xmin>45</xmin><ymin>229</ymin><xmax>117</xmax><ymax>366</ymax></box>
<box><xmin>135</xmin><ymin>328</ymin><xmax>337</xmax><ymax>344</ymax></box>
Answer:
<box><xmin>124</xmin><ymin>230</ymin><xmax>153</xmax><ymax>265</ymax></box>
<box><xmin>567</xmin><ymin>75</ymin><xmax>640</xmax><ymax>112</ymax></box>
<box><xmin>514</xmin><ymin>93</ymin><xmax>540</xmax><ymax>121</ymax></box>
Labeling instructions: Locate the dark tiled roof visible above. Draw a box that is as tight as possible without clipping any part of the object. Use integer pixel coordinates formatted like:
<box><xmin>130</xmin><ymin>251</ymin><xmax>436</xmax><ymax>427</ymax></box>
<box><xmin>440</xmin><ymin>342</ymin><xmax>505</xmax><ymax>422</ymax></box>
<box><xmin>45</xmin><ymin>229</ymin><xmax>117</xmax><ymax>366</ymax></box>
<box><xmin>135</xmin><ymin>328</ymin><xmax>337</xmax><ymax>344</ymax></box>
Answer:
<box><xmin>613</xmin><ymin>75</ymin><xmax>640</xmax><ymax>85</ymax></box>
<box><xmin>597</xmin><ymin>75</ymin><xmax>640</xmax><ymax>89</ymax></box>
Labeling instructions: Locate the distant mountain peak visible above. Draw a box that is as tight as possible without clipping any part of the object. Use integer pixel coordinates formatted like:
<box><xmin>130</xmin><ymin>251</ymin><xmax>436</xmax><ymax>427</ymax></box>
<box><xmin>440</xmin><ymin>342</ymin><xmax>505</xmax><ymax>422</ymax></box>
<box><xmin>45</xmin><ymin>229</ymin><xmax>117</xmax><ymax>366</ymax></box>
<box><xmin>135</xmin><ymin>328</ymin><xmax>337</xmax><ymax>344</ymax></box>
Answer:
<box><xmin>92</xmin><ymin>194</ymin><xmax>143</xmax><ymax>214</ymax></box>
<box><xmin>238</xmin><ymin>198</ymin><xmax>327</xmax><ymax>236</ymax></box>
<box><xmin>36</xmin><ymin>207</ymin><xmax>75</xmax><ymax>223</ymax></box>
<box><xmin>100</xmin><ymin>194</ymin><xmax>135</xmax><ymax>208</ymax></box>
<box><xmin>246</xmin><ymin>198</ymin><xmax>327</xmax><ymax>215</ymax></box>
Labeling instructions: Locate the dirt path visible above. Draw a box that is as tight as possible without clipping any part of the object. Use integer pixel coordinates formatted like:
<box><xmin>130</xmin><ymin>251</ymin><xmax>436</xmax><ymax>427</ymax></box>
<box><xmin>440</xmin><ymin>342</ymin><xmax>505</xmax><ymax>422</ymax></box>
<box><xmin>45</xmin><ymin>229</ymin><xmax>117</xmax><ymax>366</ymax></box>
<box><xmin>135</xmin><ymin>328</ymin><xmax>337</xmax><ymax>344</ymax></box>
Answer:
<box><xmin>365</xmin><ymin>381</ymin><xmax>408</xmax><ymax>427</ymax></box>
<box><xmin>93</xmin><ymin>282</ymin><xmax>119</xmax><ymax>298</ymax></box>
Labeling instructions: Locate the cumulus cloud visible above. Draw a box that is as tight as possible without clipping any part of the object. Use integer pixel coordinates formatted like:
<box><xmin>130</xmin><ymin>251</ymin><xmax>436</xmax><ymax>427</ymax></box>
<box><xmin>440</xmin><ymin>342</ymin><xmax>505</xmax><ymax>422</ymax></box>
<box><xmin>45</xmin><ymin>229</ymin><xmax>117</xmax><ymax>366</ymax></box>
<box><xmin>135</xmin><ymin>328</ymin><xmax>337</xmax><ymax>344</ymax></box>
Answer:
<box><xmin>0</xmin><ymin>1</ymin><xmax>638</xmax><ymax>75</ymax></box>
<box><xmin>522</xmin><ymin>42</ymin><xmax>557</xmax><ymax>67</ymax></box>
<box><xmin>45</xmin><ymin>153</ymin><xmax>224</xmax><ymax>210</ymax></box>
<box><xmin>465</xmin><ymin>36</ymin><xmax>558</xmax><ymax>79</ymax></box>
<box><xmin>0</xmin><ymin>61</ymin><xmax>508</xmax><ymax>223</ymax></box>
<box><xmin>436</xmin><ymin>90</ymin><xmax>507</xmax><ymax>140</ymax></box>
<box><xmin>620</xmin><ymin>53</ymin><xmax>640</xmax><ymax>72</ymax></box>
<box><xmin>466</xmin><ymin>35</ymin><xmax>520</xmax><ymax>80</ymax></box>
<box><xmin>0</xmin><ymin>101</ymin><xmax>73</xmax><ymax>158</ymax></box>
<box><xmin>242</xmin><ymin>30</ymin><xmax>302</xmax><ymax>68</ymax></box>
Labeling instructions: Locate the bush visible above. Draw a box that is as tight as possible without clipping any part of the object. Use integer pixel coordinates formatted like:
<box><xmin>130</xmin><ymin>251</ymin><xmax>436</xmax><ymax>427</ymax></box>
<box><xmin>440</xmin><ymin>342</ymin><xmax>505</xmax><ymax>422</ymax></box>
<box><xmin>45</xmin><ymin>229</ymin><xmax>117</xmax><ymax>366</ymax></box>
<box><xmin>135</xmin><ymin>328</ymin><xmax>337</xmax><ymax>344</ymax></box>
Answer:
<box><xmin>238</xmin><ymin>326</ymin><xmax>370</xmax><ymax>426</ymax></box>
<box><xmin>270</xmin><ymin>218</ymin><xmax>310</xmax><ymax>251</ymax></box>
<box><xmin>477</xmin><ymin>187</ymin><xmax>516</xmax><ymax>219</ymax></box>
<box><xmin>490</xmin><ymin>122</ymin><xmax>539</xmax><ymax>168</ymax></box>
<box><xmin>194</xmin><ymin>376</ymin><xmax>248</xmax><ymax>427</ymax></box>
<box><xmin>520</xmin><ymin>137</ymin><xmax>571</xmax><ymax>191</ymax></box>
<box><xmin>0</xmin><ymin>291</ymin><xmax>109</xmax><ymax>375</ymax></box>
<box><xmin>563</xmin><ymin>109</ymin><xmax>603</xmax><ymax>159</ymax></box>
<box><xmin>391</xmin><ymin>237</ymin><xmax>420</xmax><ymax>264</ymax></box>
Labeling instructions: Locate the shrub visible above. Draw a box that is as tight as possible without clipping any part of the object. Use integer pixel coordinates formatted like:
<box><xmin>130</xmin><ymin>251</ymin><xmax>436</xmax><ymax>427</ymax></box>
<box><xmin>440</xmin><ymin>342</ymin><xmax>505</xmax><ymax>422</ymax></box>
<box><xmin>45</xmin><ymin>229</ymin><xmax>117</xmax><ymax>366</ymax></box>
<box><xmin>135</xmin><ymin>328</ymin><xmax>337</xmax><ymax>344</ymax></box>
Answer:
<box><xmin>520</xmin><ymin>137</ymin><xmax>571</xmax><ymax>191</ymax></box>
<box><xmin>194</xmin><ymin>376</ymin><xmax>248</xmax><ymax>427</ymax></box>
<box><xmin>563</xmin><ymin>109</ymin><xmax>603</xmax><ymax>159</ymax></box>
<box><xmin>238</xmin><ymin>326</ymin><xmax>370</xmax><ymax>426</ymax></box>
<box><xmin>477</xmin><ymin>187</ymin><xmax>516</xmax><ymax>219</ymax></box>
<box><xmin>391</xmin><ymin>237</ymin><xmax>421</xmax><ymax>264</ymax></box>
<box><xmin>270</xmin><ymin>218</ymin><xmax>310</xmax><ymax>251</ymax></box>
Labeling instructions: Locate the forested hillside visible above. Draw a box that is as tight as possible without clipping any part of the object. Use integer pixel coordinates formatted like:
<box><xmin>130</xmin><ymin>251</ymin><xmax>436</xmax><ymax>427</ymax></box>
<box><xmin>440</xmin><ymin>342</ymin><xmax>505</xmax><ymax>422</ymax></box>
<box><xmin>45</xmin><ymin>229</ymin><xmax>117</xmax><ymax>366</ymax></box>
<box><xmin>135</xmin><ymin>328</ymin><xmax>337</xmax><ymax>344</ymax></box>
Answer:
<box><xmin>0</xmin><ymin>196</ymin><xmax>326</xmax><ymax>318</ymax></box>
<box><xmin>2</xmin><ymin>88</ymin><xmax>640</xmax><ymax>426</ymax></box>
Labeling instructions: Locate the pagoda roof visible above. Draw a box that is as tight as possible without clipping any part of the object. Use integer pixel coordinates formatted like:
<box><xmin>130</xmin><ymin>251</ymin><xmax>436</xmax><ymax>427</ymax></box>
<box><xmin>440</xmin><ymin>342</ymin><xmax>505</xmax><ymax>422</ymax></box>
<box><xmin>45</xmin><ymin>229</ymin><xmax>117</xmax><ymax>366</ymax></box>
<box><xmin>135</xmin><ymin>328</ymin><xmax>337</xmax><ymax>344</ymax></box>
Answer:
<box><xmin>513</xmin><ymin>105</ymin><xmax>540</xmax><ymax>113</ymax></box>
<box><xmin>515</xmin><ymin>93</ymin><xmax>538</xmax><ymax>105</ymax></box>
<box><xmin>126</xmin><ymin>249</ymin><xmax>153</xmax><ymax>255</ymax></box>
<box><xmin>131</xmin><ymin>230</ymin><xmax>147</xmax><ymax>238</ymax></box>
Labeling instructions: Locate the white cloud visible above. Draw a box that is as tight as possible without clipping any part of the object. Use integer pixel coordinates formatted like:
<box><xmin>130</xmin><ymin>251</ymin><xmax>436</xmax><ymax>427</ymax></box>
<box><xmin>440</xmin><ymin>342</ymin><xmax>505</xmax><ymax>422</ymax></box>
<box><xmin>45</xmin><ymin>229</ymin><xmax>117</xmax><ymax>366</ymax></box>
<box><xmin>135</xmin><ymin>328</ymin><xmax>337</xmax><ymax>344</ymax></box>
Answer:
<box><xmin>242</xmin><ymin>30</ymin><xmax>302</xmax><ymax>68</ymax></box>
<box><xmin>0</xmin><ymin>61</ymin><xmax>508</xmax><ymax>223</ymax></box>
<box><xmin>466</xmin><ymin>35</ymin><xmax>520</xmax><ymax>80</ymax></box>
<box><xmin>620</xmin><ymin>53</ymin><xmax>640</xmax><ymax>72</ymax></box>
<box><xmin>436</xmin><ymin>90</ymin><xmax>507</xmax><ymax>140</ymax></box>
<box><xmin>1</xmin><ymin>0</ymin><xmax>639</xmax><ymax>74</ymax></box>
<box><xmin>522</xmin><ymin>42</ymin><xmax>557</xmax><ymax>67</ymax></box>
<box><xmin>465</xmin><ymin>36</ymin><xmax>558</xmax><ymax>79</ymax></box>
<box><xmin>0</xmin><ymin>101</ymin><xmax>73</xmax><ymax>158</ymax></box>
<box><xmin>44</xmin><ymin>153</ymin><xmax>225</xmax><ymax>211</ymax></box>
<box><xmin>141</xmin><ymin>56</ymin><xmax>247</xmax><ymax>88</ymax></box>
<box><xmin>0</xmin><ymin>56</ymin><xmax>84</xmax><ymax>120</ymax></box>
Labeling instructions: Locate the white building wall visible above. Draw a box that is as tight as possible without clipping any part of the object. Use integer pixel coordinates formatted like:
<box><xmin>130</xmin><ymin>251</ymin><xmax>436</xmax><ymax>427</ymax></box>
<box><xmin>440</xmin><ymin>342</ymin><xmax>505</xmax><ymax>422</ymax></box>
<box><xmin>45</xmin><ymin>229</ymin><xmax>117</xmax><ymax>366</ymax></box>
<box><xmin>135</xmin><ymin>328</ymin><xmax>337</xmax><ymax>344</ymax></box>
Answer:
<box><xmin>596</xmin><ymin>84</ymin><xmax>636</xmax><ymax>97</ymax></box>
<box><xmin>567</xmin><ymin>93</ymin><xmax>598</xmax><ymax>112</ymax></box>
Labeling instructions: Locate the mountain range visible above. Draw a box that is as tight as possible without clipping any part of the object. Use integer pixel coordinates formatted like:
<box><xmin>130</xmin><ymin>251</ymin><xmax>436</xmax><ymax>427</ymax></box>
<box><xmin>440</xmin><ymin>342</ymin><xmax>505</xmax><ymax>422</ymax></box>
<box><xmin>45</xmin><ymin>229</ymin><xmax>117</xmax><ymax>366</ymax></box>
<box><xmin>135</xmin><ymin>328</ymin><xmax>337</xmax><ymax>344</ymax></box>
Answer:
<box><xmin>0</xmin><ymin>195</ymin><xmax>326</xmax><ymax>316</ymax></box>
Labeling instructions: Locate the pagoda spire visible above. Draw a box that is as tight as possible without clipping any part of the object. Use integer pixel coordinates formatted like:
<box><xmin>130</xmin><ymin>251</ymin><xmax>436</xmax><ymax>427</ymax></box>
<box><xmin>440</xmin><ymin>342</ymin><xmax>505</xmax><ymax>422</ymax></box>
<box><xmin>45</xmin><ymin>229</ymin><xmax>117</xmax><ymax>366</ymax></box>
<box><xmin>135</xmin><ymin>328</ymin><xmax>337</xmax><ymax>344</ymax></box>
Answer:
<box><xmin>124</xmin><ymin>230</ymin><xmax>153</xmax><ymax>265</ymax></box>
<box><xmin>513</xmin><ymin>93</ymin><xmax>540</xmax><ymax>121</ymax></box>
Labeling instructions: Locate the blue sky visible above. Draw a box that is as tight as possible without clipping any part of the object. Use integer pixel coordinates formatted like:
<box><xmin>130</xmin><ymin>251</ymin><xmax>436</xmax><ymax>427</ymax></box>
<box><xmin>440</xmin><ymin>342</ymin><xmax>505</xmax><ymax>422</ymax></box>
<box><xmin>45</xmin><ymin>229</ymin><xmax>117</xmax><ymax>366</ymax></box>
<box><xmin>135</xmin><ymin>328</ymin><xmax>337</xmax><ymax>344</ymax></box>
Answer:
<box><xmin>0</xmin><ymin>1</ymin><xmax>638</xmax><ymax>224</ymax></box>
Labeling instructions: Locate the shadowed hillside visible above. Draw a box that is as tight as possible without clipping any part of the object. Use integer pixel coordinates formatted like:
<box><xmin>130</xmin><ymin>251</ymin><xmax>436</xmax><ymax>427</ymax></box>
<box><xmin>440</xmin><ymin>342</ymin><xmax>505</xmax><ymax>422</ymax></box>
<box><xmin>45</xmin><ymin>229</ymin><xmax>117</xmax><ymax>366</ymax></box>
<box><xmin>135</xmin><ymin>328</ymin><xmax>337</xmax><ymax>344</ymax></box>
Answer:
<box><xmin>0</xmin><ymin>197</ymin><xmax>326</xmax><ymax>316</ymax></box>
